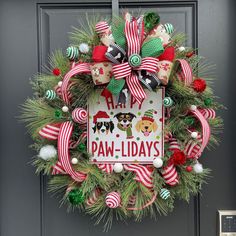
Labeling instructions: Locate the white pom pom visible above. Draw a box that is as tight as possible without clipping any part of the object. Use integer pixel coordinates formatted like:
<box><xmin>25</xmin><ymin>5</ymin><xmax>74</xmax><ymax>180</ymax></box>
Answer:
<box><xmin>191</xmin><ymin>132</ymin><xmax>198</xmax><ymax>139</ymax></box>
<box><xmin>71</xmin><ymin>157</ymin><xmax>78</xmax><ymax>165</ymax></box>
<box><xmin>58</xmin><ymin>81</ymin><xmax>62</xmax><ymax>87</ymax></box>
<box><xmin>39</xmin><ymin>145</ymin><xmax>57</xmax><ymax>160</ymax></box>
<box><xmin>190</xmin><ymin>105</ymin><xmax>197</xmax><ymax>111</ymax></box>
<box><xmin>178</xmin><ymin>46</ymin><xmax>185</xmax><ymax>52</ymax></box>
<box><xmin>113</xmin><ymin>163</ymin><xmax>123</xmax><ymax>173</ymax></box>
<box><xmin>62</xmin><ymin>106</ymin><xmax>69</xmax><ymax>112</ymax></box>
<box><xmin>153</xmin><ymin>157</ymin><xmax>163</xmax><ymax>168</ymax></box>
<box><xmin>79</xmin><ymin>43</ymin><xmax>89</xmax><ymax>54</ymax></box>
<box><xmin>193</xmin><ymin>163</ymin><xmax>203</xmax><ymax>173</ymax></box>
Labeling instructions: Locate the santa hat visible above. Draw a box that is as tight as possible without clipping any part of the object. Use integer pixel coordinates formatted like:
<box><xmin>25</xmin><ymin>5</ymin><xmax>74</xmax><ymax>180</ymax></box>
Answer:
<box><xmin>93</xmin><ymin>111</ymin><xmax>110</xmax><ymax>123</ymax></box>
<box><xmin>142</xmin><ymin>109</ymin><xmax>156</xmax><ymax>122</ymax></box>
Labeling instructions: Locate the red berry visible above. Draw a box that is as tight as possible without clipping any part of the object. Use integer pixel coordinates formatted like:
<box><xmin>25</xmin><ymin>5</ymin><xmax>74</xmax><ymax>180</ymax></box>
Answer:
<box><xmin>186</xmin><ymin>51</ymin><xmax>194</xmax><ymax>58</ymax></box>
<box><xmin>53</xmin><ymin>68</ymin><xmax>61</xmax><ymax>76</ymax></box>
<box><xmin>186</xmin><ymin>166</ymin><xmax>193</xmax><ymax>172</ymax></box>
<box><xmin>192</xmin><ymin>78</ymin><xmax>206</xmax><ymax>93</ymax></box>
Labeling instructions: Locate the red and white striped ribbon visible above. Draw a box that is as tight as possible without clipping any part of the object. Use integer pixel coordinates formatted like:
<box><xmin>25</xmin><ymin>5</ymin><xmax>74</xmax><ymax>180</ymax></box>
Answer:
<box><xmin>112</xmin><ymin>62</ymin><xmax>132</xmax><ymax>79</ymax></box>
<box><xmin>52</xmin><ymin>161</ymin><xmax>66</xmax><ymax>175</ymax></box>
<box><xmin>61</xmin><ymin>63</ymin><xmax>90</xmax><ymax>104</ymax></box>
<box><xmin>95</xmin><ymin>21</ymin><xmax>109</xmax><ymax>34</ymax></box>
<box><xmin>176</xmin><ymin>59</ymin><xmax>193</xmax><ymax>86</ymax></box>
<box><xmin>54</xmin><ymin>81</ymin><xmax>75</xmax><ymax>101</ymax></box>
<box><xmin>135</xmin><ymin>57</ymin><xmax>159</xmax><ymax>73</ymax></box>
<box><xmin>86</xmin><ymin>188</ymin><xmax>101</xmax><ymax>206</ymax></box>
<box><xmin>96</xmin><ymin>164</ymin><xmax>114</xmax><ymax>174</ymax></box>
<box><xmin>189</xmin><ymin>107</ymin><xmax>211</xmax><ymax>158</ymax></box>
<box><xmin>164</xmin><ymin>132</ymin><xmax>173</xmax><ymax>143</ymax></box>
<box><xmin>124</xmin><ymin>164</ymin><xmax>153</xmax><ymax>189</ymax></box>
<box><xmin>199</xmin><ymin>108</ymin><xmax>216</xmax><ymax>119</ymax></box>
<box><xmin>161</xmin><ymin>164</ymin><xmax>179</xmax><ymax>186</ymax></box>
<box><xmin>125</xmin><ymin>20</ymin><xmax>141</xmax><ymax>56</ymax></box>
<box><xmin>39</xmin><ymin>123</ymin><xmax>61</xmax><ymax>140</ymax></box>
<box><xmin>58</xmin><ymin>121</ymin><xmax>87</xmax><ymax>182</ymax></box>
<box><xmin>126</xmin><ymin>73</ymin><xmax>147</xmax><ymax>104</ymax></box>
<box><xmin>168</xmin><ymin>138</ymin><xmax>181</xmax><ymax>152</ymax></box>
<box><xmin>184</xmin><ymin>135</ymin><xmax>202</xmax><ymax>159</ymax></box>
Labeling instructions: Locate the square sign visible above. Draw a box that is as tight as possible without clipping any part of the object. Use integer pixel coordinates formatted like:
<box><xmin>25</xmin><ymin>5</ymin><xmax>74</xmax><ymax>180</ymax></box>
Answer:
<box><xmin>88</xmin><ymin>89</ymin><xmax>164</xmax><ymax>164</ymax></box>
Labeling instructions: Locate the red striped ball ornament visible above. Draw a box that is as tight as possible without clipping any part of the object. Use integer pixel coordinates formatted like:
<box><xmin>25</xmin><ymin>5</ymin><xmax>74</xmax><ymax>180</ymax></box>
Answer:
<box><xmin>105</xmin><ymin>192</ymin><xmax>121</xmax><ymax>208</ymax></box>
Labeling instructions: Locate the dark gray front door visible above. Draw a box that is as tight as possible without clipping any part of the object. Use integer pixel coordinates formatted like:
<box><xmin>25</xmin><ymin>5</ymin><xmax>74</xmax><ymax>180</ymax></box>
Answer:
<box><xmin>0</xmin><ymin>0</ymin><xmax>235</xmax><ymax>236</ymax></box>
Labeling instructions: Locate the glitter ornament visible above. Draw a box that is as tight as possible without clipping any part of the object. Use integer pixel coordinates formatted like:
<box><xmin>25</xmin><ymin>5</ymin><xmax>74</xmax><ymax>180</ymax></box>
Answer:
<box><xmin>153</xmin><ymin>157</ymin><xmax>163</xmax><ymax>168</ymax></box>
<box><xmin>52</xmin><ymin>68</ymin><xmax>61</xmax><ymax>76</ymax></box>
<box><xmin>62</xmin><ymin>106</ymin><xmax>69</xmax><ymax>112</ymax></box>
<box><xmin>193</xmin><ymin>163</ymin><xmax>203</xmax><ymax>173</ymax></box>
<box><xmin>79</xmin><ymin>43</ymin><xmax>89</xmax><ymax>54</ymax></box>
<box><xmin>39</xmin><ymin>145</ymin><xmax>57</xmax><ymax>160</ymax></box>
<box><xmin>68</xmin><ymin>188</ymin><xmax>85</xmax><ymax>205</ymax></box>
<box><xmin>71</xmin><ymin>158</ymin><xmax>78</xmax><ymax>165</ymax></box>
<box><xmin>113</xmin><ymin>163</ymin><xmax>123</xmax><ymax>173</ymax></box>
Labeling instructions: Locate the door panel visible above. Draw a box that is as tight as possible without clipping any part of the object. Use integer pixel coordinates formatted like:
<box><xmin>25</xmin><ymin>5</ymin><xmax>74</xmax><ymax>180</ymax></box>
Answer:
<box><xmin>0</xmin><ymin>0</ymin><xmax>235</xmax><ymax>236</ymax></box>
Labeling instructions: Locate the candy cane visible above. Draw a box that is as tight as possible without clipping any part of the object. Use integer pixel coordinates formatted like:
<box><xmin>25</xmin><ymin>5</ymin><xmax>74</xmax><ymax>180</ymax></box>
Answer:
<box><xmin>96</xmin><ymin>164</ymin><xmax>114</xmax><ymax>174</ymax></box>
<box><xmin>175</xmin><ymin>59</ymin><xmax>193</xmax><ymax>86</ymax></box>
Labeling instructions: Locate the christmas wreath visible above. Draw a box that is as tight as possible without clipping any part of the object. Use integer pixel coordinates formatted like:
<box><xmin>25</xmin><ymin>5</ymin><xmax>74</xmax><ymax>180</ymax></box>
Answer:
<box><xmin>21</xmin><ymin>12</ymin><xmax>223</xmax><ymax>230</ymax></box>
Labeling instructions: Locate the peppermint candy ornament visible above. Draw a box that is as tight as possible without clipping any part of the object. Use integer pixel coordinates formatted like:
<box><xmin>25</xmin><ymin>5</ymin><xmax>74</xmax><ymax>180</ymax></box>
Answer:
<box><xmin>72</xmin><ymin>108</ymin><xmax>87</xmax><ymax>123</ymax></box>
<box><xmin>163</xmin><ymin>97</ymin><xmax>174</xmax><ymax>107</ymax></box>
<box><xmin>105</xmin><ymin>192</ymin><xmax>121</xmax><ymax>208</ymax></box>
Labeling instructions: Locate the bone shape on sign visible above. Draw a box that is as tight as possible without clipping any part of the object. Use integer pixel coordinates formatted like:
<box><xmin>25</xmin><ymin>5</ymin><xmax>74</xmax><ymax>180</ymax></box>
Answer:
<box><xmin>107</xmin><ymin>46</ymin><xmax>113</xmax><ymax>52</ymax></box>
<box><xmin>122</xmin><ymin>88</ymin><xmax>128</xmax><ymax>98</ymax></box>
<box><xmin>114</xmin><ymin>53</ymin><xmax>121</xmax><ymax>59</ymax></box>
<box><xmin>145</xmin><ymin>78</ymin><xmax>152</xmax><ymax>84</ymax></box>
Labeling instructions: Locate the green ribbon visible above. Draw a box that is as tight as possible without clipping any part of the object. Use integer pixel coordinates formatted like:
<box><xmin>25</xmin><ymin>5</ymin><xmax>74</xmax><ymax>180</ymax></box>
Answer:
<box><xmin>141</xmin><ymin>38</ymin><xmax>164</xmax><ymax>58</ymax></box>
<box><xmin>106</xmin><ymin>77</ymin><xmax>125</xmax><ymax>95</ymax></box>
<box><xmin>111</xmin><ymin>19</ymin><xmax>126</xmax><ymax>49</ymax></box>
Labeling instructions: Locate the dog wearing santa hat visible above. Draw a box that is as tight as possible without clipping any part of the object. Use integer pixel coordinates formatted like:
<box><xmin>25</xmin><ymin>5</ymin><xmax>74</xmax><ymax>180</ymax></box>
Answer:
<box><xmin>135</xmin><ymin>109</ymin><xmax>158</xmax><ymax>137</ymax></box>
<box><xmin>92</xmin><ymin>111</ymin><xmax>115</xmax><ymax>135</ymax></box>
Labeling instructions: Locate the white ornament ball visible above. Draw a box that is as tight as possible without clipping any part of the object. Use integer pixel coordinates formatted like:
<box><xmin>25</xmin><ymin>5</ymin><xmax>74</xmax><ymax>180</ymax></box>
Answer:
<box><xmin>191</xmin><ymin>132</ymin><xmax>198</xmax><ymax>139</ymax></box>
<box><xmin>79</xmin><ymin>43</ymin><xmax>89</xmax><ymax>54</ymax></box>
<box><xmin>71</xmin><ymin>157</ymin><xmax>78</xmax><ymax>165</ymax></box>
<box><xmin>178</xmin><ymin>46</ymin><xmax>185</xmax><ymax>52</ymax></box>
<box><xmin>193</xmin><ymin>163</ymin><xmax>203</xmax><ymax>173</ymax></box>
<box><xmin>153</xmin><ymin>157</ymin><xmax>163</xmax><ymax>168</ymax></box>
<box><xmin>62</xmin><ymin>106</ymin><xmax>69</xmax><ymax>112</ymax></box>
<box><xmin>190</xmin><ymin>105</ymin><xmax>197</xmax><ymax>111</ymax></box>
<box><xmin>58</xmin><ymin>81</ymin><xmax>63</xmax><ymax>87</ymax></box>
<box><xmin>113</xmin><ymin>163</ymin><xmax>123</xmax><ymax>173</ymax></box>
<box><xmin>39</xmin><ymin>145</ymin><xmax>57</xmax><ymax>160</ymax></box>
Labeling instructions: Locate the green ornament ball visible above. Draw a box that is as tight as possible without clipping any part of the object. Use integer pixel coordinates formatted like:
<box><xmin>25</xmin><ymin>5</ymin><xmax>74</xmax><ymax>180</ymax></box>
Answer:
<box><xmin>163</xmin><ymin>97</ymin><xmax>174</xmax><ymax>107</ymax></box>
<box><xmin>45</xmin><ymin>90</ymin><xmax>56</xmax><ymax>100</ymax></box>
<box><xmin>204</xmin><ymin>98</ymin><xmax>212</xmax><ymax>107</ymax></box>
<box><xmin>66</xmin><ymin>46</ymin><xmax>79</xmax><ymax>60</ymax></box>
<box><xmin>184</xmin><ymin>116</ymin><xmax>195</xmax><ymax>126</ymax></box>
<box><xmin>54</xmin><ymin>109</ymin><xmax>62</xmax><ymax>119</ymax></box>
<box><xmin>78</xmin><ymin>143</ymin><xmax>86</xmax><ymax>152</ymax></box>
<box><xmin>164</xmin><ymin>23</ymin><xmax>174</xmax><ymax>34</ymax></box>
<box><xmin>68</xmin><ymin>188</ymin><xmax>85</xmax><ymax>205</ymax></box>
<box><xmin>143</xmin><ymin>12</ymin><xmax>160</xmax><ymax>31</ymax></box>
<box><xmin>128</xmin><ymin>54</ymin><xmax>142</xmax><ymax>67</ymax></box>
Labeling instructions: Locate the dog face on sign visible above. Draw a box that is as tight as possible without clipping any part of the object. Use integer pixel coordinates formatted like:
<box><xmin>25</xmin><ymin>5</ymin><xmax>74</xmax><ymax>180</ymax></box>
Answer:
<box><xmin>92</xmin><ymin>121</ymin><xmax>114</xmax><ymax>135</ymax></box>
<box><xmin>135</xmin><ymin>119</ymin><xmax>158</xmax><ymax>136</ymax></box>
<box><xmin>114</xmin><ymin>112</ymin><xmax>136</xmax><ymax>129</ymax></box>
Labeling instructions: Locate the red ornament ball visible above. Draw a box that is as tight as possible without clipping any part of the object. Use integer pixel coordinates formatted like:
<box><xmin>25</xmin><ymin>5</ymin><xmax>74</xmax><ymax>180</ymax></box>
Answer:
<box><xmin>186</xmin><ymin>166</ymin><xmax>193</xmax><ymax>172</ymax></box>
<box><xmin>192</xmin><ymin>78</ymin><xmax>206</xmax><ymax>93</ymax></box>
<box><xmin>52</xmin><ymin>68</ymin><xmax>61</xmax><ymax>76</ymax></box>
<box><xmin>170</xmin><ymin>151</ymin><xmax>186</xmax><ymax>166</ymax></box>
